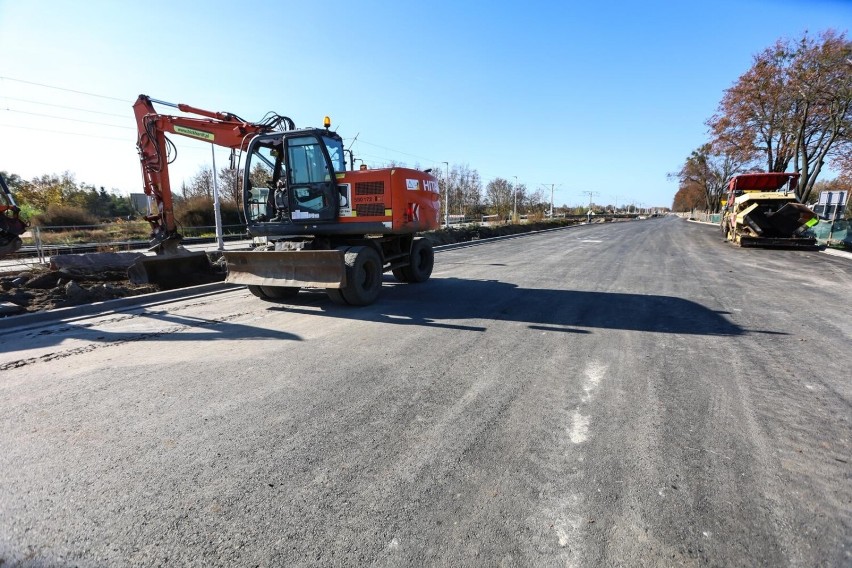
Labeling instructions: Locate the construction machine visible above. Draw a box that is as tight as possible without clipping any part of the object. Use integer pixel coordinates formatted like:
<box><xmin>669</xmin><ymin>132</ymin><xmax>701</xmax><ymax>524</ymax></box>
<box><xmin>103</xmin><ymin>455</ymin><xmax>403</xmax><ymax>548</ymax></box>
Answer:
<box><xmin>0</xmin><ymin>173</ymin><xmax>28</xmax><ymax>256</ymax></box>
<box><xmin>132</xmin><ymin>95</ymin><xmax>440</xmax><ymax>304</ymax></box>
<box><xmin>720</xmin><ymin>172</ymin><xmax>819</xmax><ymax>248</ymax></box>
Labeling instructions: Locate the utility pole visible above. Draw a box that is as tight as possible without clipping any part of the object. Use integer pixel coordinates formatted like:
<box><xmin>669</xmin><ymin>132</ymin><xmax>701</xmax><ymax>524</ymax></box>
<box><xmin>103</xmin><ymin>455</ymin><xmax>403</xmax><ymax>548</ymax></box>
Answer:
<box><xmin>540</xmin><ymin>183</ymin><xmax>558</xmax><ymax>218</ymax></box>
<box><xmin>582</xmin><ymin>190</ymin><xmax>598</xmax><ymax>212</ymax></box>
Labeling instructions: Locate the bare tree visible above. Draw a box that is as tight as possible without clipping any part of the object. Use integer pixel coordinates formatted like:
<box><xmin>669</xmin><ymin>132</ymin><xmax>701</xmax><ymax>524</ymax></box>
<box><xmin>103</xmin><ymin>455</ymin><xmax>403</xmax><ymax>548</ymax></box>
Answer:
<box><xmin>186</xmin><ymin>166</ymin><xmax>214</xmax><ymax>199</ymax></box>
<box><xmin>218</xmin><ymin>167</ymin><xmax>243</xmax><ymax>205</ymax></box>
<box><xmin>485</xmin><ymin>177</ymin><xmax>512</xmax><ymax>219</ymax></box>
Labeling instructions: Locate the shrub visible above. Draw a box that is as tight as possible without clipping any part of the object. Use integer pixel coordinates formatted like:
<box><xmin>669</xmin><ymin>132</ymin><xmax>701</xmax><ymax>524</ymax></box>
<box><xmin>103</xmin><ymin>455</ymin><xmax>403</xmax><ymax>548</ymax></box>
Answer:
<box><xmin>174</xmin><ymin>197</ymin><xmax>243</xmax><ymax>228</ymax></box>
<box><xmin>33</xmin><ymin>205</ymin><xmax>98</xmax><ymax>227</ymax></box>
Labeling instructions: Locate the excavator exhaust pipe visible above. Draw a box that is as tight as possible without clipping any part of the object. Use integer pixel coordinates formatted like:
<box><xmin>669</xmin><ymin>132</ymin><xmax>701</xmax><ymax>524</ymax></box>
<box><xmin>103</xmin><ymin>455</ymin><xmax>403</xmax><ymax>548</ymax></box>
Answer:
<box><xmin>223</xmin><ymin>250</ymin><xmax>346</xmax><ymax>289</ymax></box>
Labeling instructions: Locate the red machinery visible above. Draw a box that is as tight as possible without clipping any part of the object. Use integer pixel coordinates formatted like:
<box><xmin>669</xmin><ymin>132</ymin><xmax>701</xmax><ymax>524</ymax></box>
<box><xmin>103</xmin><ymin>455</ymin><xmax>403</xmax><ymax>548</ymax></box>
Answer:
<box><xmin>0</xmin><ymin>174</ymin><xmax>28</xmax><ymax>256</ymax></box>
<box><xmin>132</xmin><ymin>95</ymin><xmax>441</xmax><ymax>304</ymax></box>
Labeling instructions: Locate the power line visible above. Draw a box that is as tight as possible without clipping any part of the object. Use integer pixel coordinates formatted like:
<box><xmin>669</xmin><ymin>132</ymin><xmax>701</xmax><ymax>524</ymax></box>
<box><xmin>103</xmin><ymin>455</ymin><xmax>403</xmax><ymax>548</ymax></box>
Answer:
<box><xmin>0</xmin><ymin>95</ymin><xmax>129</xmax><ymax>118</ymax></box>
<box><xmin>0</xmin><ymin>76</ymin><xmax>130</xmax><ymax>103</ymax></box>
<box><xmin>2</xmin><ymin>108</ymin><xmax>133</xmax><ymax>129</ymax></box>
<box><xmin>0</xmin><ymin>123</ymin><xmax>130</xmax><ymax>141</ymax></box>
<box><xmin>347</xmin><ymin>138</ymin><xmax>439</xmax><ymax>165</ymax></box>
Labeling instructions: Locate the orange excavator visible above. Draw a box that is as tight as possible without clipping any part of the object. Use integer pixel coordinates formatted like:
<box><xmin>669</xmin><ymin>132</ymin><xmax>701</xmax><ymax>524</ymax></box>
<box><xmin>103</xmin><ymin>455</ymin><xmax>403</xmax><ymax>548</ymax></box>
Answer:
<box><xmin>0</xmin><ymin>173</ymin><xmax>28</xmax><ymax>256</ymax></box>
<box><xmin>131</xmin><ymin>95</ymin><xmax>441</xmax><ymax>304</ymax></box>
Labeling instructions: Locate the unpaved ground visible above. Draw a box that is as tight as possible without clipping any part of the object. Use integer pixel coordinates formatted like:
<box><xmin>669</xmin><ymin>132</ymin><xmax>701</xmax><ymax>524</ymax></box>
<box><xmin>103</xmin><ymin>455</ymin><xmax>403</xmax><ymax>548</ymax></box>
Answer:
<box><xmin>0</xmin><ymin>267</ymin><xmax>159</xmax><ymax>315</ymax></box>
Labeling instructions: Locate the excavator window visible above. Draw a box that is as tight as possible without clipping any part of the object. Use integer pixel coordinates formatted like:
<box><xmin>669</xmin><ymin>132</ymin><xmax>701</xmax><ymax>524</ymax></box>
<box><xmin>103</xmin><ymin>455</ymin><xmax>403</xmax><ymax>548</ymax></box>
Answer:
<box><xmin>322</xmin><ymin>136</ymin><xmax>346</xmax><ymax>173</ymax></box>
<box><xmin>288</xmin><ymin>136</ymin><xmax>328</xmax><ymax>185</ymax></box>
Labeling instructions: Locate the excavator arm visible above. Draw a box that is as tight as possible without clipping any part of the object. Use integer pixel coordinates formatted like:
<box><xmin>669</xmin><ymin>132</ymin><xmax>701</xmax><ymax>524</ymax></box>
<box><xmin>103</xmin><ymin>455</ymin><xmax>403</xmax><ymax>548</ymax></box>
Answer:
<box><xmin>133</xmin><ymin>94</ymin><xmax>294</xmax><ymax>252</ymax></box>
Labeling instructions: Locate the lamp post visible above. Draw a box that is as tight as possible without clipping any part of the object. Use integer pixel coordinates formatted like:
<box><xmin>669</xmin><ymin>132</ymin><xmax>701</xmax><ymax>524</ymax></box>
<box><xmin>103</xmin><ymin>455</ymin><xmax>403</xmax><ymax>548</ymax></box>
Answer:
<box><xmin>442</xmin><ymin>161</ymin><xmax>449</xmax><ymax>226</ymax></box>
<box><xmin>513</xmin><ymin>175</ymin><xmax>518</xmax><ymax>223</ymax></box>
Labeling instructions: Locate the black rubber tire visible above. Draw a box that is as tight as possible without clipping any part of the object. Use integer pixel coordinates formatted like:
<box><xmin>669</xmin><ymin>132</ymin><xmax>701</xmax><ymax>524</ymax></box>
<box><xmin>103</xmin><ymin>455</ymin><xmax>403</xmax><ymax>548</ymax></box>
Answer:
<box><xmin>261</xmin><ymin>286</ymin><xmax>300</xmax><ymax>299</ymax></box>
<box><xmin>247</xmin><ymin>285</ymin><xmax>266</xmax><ymax>298</ymax></box>
<box><xmin>339</xmin><ymin>246</ymin><xmax>382</xmax><ymax>306</ymax></box>
<box><xmin>247</xmin><ymin>285</ymin><xmax>300</xmax><ymax>301</ymax></box>
<box><xmin>326</xmin><ymin>288</ymin><xmax>348</xmax><ymax>305</ymax></box>
<box><xmin>406</xmin><ymin>237</ymin><xmax>434</xmax><ymax>283</ymax></box>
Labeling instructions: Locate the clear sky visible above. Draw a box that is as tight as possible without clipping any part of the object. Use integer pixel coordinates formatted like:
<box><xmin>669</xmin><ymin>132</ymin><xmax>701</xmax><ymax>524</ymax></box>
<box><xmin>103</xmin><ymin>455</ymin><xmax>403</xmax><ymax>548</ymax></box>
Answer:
<box><xmin>0</xmin><ymin>0</ymin><xmax>849</xmax><ymax>210</ymax></box>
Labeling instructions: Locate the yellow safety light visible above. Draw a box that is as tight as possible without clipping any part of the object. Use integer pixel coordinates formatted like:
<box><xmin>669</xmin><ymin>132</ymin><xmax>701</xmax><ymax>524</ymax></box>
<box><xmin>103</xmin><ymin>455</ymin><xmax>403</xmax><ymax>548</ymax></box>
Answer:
<box><xmin>324</xmin><ymin>116</ymin><xmax>331</xmax><ymax>129</ymax></box>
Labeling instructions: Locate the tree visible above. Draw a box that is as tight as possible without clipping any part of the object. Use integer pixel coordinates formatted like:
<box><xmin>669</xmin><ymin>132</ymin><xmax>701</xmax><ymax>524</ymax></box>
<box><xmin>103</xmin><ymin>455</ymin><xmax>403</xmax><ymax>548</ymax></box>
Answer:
<box><xmin>671</xmin><ymin>143</ymin><xmax>750</xmax><ymax>212</ymax></box>
<box><xmin>787</xmin><ymin>30</ymin><xmax>852</xmax><ymax>202</ymax></box>
<box><xmin>672</xmin><ymin>182</ymin><xmax>705</xmax><ymax>212</ymax></box>
<box><xmin>185</xmin><ymin>166</ymin><xmax>214</xmax><ymax>199</ymax></box>
<box><xmin>709</xmin><ymin>30</ymin><xmax>852</xmax><ymax>203</ymax></box>
<box><xmin>218</xmin><ymin>167</ymin><xmax>243</xmax><ymax>205</ymax></box>
<box><xmin>12</xmin><ymin>172</ymin><xmax>77</xmax><ymax>212</ymax></box>
<box><xmin>485</xmin><ymin>177</ymin><xmax>513</xmax><ymax>219</ymax></box>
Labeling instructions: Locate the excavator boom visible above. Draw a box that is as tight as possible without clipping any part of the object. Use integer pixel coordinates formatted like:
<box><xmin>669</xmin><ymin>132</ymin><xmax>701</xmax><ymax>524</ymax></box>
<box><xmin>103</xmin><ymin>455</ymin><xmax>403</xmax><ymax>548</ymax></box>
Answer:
<box><xmin>130</xmin><ymin>95</ymin><xmax>294</xmax><ymax>286</ymax></box>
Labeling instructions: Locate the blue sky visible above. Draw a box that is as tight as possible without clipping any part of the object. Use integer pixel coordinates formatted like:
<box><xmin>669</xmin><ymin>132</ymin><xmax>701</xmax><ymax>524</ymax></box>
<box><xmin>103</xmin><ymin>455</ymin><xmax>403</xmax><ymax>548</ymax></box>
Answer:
<box><xmin>0</xmin><ymin>0</ymin><xmax>849</xmax><ymax>209</ymax></box>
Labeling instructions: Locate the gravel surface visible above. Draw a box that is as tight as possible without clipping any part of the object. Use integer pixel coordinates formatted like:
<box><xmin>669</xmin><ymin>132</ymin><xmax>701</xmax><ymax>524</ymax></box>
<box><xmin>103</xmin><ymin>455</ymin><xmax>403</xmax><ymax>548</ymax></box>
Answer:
<box><xmin>0</xmin><ymin>217</ymin><xmax>849</xmax><ymax>567</ymax></box>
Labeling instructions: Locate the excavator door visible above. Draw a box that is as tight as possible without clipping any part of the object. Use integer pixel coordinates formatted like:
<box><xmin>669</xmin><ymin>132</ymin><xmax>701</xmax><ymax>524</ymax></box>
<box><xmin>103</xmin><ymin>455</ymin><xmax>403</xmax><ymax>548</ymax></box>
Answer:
<box><xmin>285</xmin><ymin>134</ymin><xmax>340</xmax><ymax>223</ymax></box>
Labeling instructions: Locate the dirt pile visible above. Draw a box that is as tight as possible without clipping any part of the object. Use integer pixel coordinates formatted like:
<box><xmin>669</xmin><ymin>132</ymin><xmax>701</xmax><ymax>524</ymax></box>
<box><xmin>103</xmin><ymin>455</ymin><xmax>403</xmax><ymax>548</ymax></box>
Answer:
<box><xmin>0</xmin><ymin>267</ymin><xmax>159</xmax><ymax>316</ymax></box>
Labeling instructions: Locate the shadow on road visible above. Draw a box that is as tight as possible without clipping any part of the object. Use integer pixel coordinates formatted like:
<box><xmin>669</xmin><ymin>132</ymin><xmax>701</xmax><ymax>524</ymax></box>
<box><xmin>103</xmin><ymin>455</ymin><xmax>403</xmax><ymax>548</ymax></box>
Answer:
<box><xmin>278</xmin><ymin>277</ymin><xmax>754</xmax><ymax>336</ymax></box>
<box><xmin>0</xmin><ymin>309</ymin><xmax>302</xmax><ymax>356</ymax></box>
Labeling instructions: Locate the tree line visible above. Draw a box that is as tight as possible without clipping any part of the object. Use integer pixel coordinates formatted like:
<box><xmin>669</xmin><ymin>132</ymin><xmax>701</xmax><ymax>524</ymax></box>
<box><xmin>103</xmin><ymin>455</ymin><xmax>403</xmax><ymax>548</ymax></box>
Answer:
<box><xmin>4</xmin><ymin>159</ymin><xmax>599</xmax><ymax>232</ymax></box>
<box><xmin>672</xmin><ymin>29</ymin><xmax>852</xmax><ymax>215</ymax></box>
<box><xmin>1</xmin><ymin>171</ymin><xmax>135</xmax><ymax>226</ymax></box>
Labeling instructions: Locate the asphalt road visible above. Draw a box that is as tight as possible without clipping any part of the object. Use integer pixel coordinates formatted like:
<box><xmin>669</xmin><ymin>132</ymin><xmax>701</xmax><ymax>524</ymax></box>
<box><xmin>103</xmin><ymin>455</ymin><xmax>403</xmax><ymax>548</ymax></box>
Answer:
<box><xmin>1</xmin><ymin>217</ymin><xmax>849</xmax><ymax>567</ymax></box>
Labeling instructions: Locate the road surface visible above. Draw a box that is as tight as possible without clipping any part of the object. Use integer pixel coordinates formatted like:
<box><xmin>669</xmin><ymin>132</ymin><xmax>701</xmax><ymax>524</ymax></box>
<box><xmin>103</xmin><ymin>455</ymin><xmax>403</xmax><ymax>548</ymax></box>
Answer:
<box><xmin>1</xmin><ymin>217</ymin><xmax>850</xmax><ymax>567</ymax></box>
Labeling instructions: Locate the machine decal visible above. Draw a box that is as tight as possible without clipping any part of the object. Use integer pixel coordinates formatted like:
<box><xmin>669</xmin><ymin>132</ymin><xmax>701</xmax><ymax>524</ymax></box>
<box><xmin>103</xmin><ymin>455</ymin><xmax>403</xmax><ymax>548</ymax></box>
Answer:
<box><xmin>173</xmin><ymin>125</ymin><xmax>215</xmax><ymax>141</ymax></box>
<box><xmin>423</xmin><ymin>179</ymin><xmax>439</xmax><ymax>193</ymax></box>
<box><xmin>406</xmin><ymin>179</ymin><xmax>420</xmax><ymax>191</ymax></box>
<box><xmin>338</xmin><ymin>184</ymin><xmax>353</xmax><ymax>217</ymax></box>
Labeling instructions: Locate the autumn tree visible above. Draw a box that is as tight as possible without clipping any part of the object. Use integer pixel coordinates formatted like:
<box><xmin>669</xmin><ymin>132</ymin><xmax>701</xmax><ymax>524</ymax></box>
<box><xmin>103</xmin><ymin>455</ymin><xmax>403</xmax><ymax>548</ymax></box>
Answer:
<box><xmin>671</xmin><ymin>143</ymin><xmax>750</xmax><ymax>212</ymax></box>
<box><xmin>672</xmin><ymin>182</ymin><xmax>705</xmax><ymax>212</ymax></box>
<box><xmin>709</xmin><ymin>30</ymin><xmax>852</xmax><ymax>203</ymax></box>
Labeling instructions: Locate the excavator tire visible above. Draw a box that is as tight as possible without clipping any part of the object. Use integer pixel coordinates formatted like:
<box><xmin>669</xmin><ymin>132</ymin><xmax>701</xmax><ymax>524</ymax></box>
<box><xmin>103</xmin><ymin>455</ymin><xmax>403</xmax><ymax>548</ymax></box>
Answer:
<box><xmin>339</xmin><ymin>246</ymin><xmax>382</xmax><ymax>306</ymax></box>
<box><xmin>326</xmin><ymin>288</ymin><xmax>348</xmax><ymax>305</ymax></box>
<box><xmin>248</xmin><ymin>285</ymin><xmax>300</xmax><ymax>301</ymax></box>
<box><xmin>394</xmin><ymin>237</ymin><xmax>434</xmax><ymax>283</ymax></box>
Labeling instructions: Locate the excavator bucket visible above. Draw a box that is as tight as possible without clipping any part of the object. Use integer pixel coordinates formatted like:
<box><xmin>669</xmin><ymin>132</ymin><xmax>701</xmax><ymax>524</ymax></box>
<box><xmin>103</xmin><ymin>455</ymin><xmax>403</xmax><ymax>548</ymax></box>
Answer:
<box><xmin>128</xmin><ymin>251</ymin><xmax>217</xmax><ymax>289</ymax></box>
<box><xmin>223</xmin><ymin>250</ymin><xmax>346</xmax><ymax>289</ymax></box>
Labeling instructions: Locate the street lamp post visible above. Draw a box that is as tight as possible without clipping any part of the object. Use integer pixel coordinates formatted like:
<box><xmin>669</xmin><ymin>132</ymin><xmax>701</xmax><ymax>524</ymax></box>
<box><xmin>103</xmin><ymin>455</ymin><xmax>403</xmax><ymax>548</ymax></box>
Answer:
<box><xmin>442</xmin><ymin>161</ymin><xmax>449</xmax><ymax>226</ymax></box>
<box><xmin>513</xmin><ymin>175</ymin><xmax>518</xmax><ymax>223</ymax></box>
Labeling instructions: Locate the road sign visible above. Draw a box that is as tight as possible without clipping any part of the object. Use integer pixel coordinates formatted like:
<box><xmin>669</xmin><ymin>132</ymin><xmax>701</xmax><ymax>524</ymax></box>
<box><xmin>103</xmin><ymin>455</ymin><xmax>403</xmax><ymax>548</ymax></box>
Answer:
<box><xmin>817</xmin><ymin>190</ymin><xmax>848</xmax><ymax>206</ymax></box>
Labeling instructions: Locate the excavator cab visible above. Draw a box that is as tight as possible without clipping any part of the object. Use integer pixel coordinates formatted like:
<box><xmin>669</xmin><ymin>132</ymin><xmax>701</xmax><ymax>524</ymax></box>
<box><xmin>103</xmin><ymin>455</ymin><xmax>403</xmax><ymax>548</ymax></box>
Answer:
<box><xmin>244</xmin><ymin>130</ymin><xmax>343</xmax><ymax>225</ymax></box>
